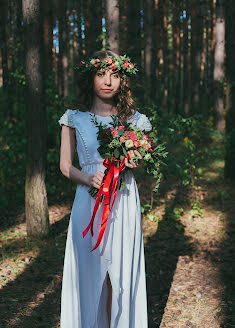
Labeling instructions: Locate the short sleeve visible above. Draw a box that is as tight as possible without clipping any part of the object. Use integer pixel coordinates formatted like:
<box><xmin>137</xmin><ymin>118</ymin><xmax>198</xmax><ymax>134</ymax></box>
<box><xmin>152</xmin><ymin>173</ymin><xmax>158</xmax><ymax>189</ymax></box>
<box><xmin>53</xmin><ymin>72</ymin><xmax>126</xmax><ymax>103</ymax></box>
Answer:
<box><xmin>58</xmin><ymin>109</ymin><xmax>75</xmax><ymax>128</ymax></box>
<box><xmin>136</xmin><ymin>114</ymin><xmax>152</xmax><ymax>132</ymax></box>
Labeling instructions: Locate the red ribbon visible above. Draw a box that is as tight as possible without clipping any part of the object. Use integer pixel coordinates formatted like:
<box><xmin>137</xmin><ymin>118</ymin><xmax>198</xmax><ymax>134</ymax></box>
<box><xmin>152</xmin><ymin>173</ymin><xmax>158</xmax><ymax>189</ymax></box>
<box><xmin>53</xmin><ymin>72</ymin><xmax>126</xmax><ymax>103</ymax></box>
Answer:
<box><xmin>82</xmin><ymin>157</ymin><xmax>127</xmax><ymax>252</ymax></box>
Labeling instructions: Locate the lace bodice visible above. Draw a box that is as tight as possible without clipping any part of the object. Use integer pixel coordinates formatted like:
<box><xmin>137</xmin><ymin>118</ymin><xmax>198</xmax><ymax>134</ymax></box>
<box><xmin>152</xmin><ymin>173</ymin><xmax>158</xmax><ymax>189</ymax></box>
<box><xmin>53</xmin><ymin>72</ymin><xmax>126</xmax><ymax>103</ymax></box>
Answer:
<box><xmin>58</xmin><ymin>109</ymin><xmax>152</xmax><ymax>168</ymax></box>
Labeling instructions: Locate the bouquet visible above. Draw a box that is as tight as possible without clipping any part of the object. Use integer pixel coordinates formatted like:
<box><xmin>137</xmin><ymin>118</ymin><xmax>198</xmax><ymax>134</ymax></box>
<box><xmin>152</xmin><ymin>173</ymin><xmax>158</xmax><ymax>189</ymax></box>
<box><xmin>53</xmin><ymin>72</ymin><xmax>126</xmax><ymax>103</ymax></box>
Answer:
<box><xmin>83</xmin><ymin>114</ymin><xmax>167</xmax><ymax>252</ymax></box>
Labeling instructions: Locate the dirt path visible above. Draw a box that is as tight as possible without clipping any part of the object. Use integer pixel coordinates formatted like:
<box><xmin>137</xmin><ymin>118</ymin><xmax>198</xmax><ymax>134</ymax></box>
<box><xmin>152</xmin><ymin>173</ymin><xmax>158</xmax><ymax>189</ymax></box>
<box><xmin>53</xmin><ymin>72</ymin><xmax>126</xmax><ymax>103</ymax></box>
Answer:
<box><xmin>0</xmin><ymin>162</ymin><xmax>235</xmax><ymax>327</ymax></box>
<box><xmin>142</xmin><ymin>163</ymin><xmax>235</xmax><ymax>327</ymax></box>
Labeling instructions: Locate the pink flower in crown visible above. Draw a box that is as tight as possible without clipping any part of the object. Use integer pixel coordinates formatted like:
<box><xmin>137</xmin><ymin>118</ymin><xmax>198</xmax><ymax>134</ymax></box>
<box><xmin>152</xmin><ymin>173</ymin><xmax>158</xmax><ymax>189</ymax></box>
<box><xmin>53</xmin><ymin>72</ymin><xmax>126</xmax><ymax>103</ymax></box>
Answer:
<box><xmin>111</xmin><ymin>129</ymin><xmax>118</xmax><ymax>137</ymax></box>
<box><xmin>106</xmin><ymin>58</ymin><xmax>113</xmax><ymax>65</ymax></box>
<box><xmin>134</xmin><ymin>140</ymin><xmax>141</xmax><ymax>147</ymax></box>
<box><xmin>94</xmin><ymin>59</ymin><xmax>100</xmax><ymax>67</ymax></box>
<box><xmin>129</xmin><ymin>62</ymin><xmax>134</xmax><ymax>68</ymax></box>
<box><xmin>110</xmin><ymin>64</ymin><xmax>116</xmax><ymax>70</ymax></box>
<box><xmin>123</xmin><ymin>61</ymin><xmax>129</xmax><ymax>68</ymax></box>
<box><xmin>80</xmin><ymin>60</ymin><xmax>85</xmax><ymax>66</ymax></box>
<box><xmin>120</xmin><ymin>136</ymin><xmax>127</xmax><ymax>143</ymax></box>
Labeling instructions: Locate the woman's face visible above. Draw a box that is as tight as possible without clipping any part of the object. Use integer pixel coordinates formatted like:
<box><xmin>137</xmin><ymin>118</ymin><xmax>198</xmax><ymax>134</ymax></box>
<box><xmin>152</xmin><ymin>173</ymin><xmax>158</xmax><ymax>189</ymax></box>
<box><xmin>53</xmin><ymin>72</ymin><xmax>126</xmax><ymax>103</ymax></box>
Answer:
<box><xmin>93</xmin><ymin>69</ymin><xmax>121</xmax><ymax>100</ymax></box>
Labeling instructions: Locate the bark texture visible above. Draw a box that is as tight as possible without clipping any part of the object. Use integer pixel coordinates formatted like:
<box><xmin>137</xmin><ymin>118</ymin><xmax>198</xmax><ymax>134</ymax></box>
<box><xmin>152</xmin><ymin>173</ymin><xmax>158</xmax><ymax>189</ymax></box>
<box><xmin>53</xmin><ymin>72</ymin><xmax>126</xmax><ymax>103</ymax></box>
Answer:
<box><xmin>22</xmin><ymin>0</ymin><xmax>49</xmax><ymax>236</ymax></box>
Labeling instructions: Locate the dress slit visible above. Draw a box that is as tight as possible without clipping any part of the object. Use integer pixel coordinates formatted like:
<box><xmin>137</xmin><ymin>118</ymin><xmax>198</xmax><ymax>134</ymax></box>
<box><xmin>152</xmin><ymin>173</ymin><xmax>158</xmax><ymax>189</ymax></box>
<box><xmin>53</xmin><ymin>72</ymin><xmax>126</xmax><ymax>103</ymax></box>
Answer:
<box><xmin>94</xmin><ymin>268</ymin><xmax>113</xmax><ymax>328</ymax></box>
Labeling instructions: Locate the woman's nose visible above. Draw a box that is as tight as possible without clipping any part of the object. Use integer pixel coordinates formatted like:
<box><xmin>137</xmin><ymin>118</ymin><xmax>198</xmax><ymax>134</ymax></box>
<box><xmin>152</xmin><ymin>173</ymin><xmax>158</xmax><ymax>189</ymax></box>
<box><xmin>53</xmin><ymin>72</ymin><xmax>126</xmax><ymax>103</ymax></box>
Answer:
<box><xmin>104</xmin><ymin>73</ymin><xmax>111</xmax><ymax>85</ymax></box>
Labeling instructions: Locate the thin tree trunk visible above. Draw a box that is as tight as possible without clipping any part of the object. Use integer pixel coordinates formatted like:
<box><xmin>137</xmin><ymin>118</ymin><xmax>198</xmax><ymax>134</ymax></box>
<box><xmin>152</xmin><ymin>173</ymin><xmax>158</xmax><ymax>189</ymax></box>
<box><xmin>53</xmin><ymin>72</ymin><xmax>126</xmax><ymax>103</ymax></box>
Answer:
<box><xmin>144</xmin><ymin>0</ymin><xmax>154</xmax><ymax>99</ymax></box>
<box><xmin>153</xmin><ymin>0</ymin><xmax>160</xmax><ymax>103</ymax></box>
<box><xmin>183</xmin><ymin>0</ymin><xmax>190</xmax><ymax>116</ymax></box>
<box><xmin>172</xmin><ymin>0</ymin><xmax>181</xmax><ymax>114</ymax></box>
<box><xmin>58</xmin><ymin>0</ymin><xmax>69</xmax><ymax>97</ymax></box>
<box><xmin>213</xmin><ymin>0</ymin><xmax>225</xmax><ymax>131</ymax></box>
<box><xmin>126</xmin><ymin>0</ymin><xmax>141</xmax><ymax>67</ymax></box>
<box><xmin>224</xmin><ymin>1</ymin><xmax>235</xmax><ymax>179</ymax></box>
<box><xmin>106</xmin><ymin>0</ymin><xmax>119</xmax><ymax>54</ymax></box>
<box><xmin>42</xmin><ymin>0</ymin><xmax>53</xmax><ymax>76</ymax></box>
<box><xmin>119</xmin><ymin>0</ymin><xmax>127</xmax><ymax>54</ymax></box>
<box><xmin>22</xmin><ymin>0</ymin><xmax>49</xmax><ymax>236</ymax></box>
<box><xmin>84</xmin><ymin>0</ymin><xmax>103</xmax><ymax>56</ymax></box>
<box><xmin>0</xmin><ymin>0</ymin><xmax>9</xmax><ymax>92</ymax></box>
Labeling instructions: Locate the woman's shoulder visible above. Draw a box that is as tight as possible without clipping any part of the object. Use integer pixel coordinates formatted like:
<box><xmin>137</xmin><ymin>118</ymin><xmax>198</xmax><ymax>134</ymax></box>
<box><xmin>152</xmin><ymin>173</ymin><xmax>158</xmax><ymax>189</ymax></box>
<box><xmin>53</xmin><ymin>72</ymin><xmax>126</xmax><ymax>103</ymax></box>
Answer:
<box><xmin>58</xmin><ymin>108</ymin><xmax>90</xmax><ymax>128</ymax></box>
<box><xmin>127</xmin><ymin>110</ymin><xmax>152</xmax><ymax>132</ymax></box>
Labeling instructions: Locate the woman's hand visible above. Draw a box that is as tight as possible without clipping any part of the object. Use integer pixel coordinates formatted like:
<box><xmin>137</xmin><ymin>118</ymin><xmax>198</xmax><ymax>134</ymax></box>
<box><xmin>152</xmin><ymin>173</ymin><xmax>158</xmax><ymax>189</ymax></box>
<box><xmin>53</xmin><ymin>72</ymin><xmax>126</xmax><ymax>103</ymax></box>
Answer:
<box><xmin>125</xmin><ymin>150</ymin><xmax>144</xmax><ymax>171</ymax></box>
<box><xmin>87</xmin><ymin>171</ymin><xmax>105</xmax><ymax>189</ymax></box>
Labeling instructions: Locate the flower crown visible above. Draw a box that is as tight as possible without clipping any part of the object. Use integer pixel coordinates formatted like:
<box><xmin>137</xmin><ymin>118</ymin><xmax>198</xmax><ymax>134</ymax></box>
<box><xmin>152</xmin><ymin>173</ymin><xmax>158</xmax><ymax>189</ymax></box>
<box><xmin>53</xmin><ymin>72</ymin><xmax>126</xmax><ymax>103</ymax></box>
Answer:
<box><xmin>75</xmin><ymin>55</ymin><xmax>138</xmax><ymax>76</ymax></box>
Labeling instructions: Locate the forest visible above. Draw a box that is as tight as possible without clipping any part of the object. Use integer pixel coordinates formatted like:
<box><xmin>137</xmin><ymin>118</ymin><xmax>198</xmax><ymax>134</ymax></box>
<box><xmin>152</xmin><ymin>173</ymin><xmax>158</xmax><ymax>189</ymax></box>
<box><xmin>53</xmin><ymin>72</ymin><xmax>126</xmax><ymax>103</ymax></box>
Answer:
<box><xmin>0</xmin><ymin>0</ymin><xmax>235</xmax><ymax>327</ymax></box>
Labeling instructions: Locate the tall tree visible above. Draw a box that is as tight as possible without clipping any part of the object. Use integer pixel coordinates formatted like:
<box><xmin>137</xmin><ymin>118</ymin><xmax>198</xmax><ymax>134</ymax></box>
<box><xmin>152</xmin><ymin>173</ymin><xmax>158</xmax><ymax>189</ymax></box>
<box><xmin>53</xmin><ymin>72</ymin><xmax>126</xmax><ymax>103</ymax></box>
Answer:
<box><xmin>172</xmin><ymin>0</ymin><xmax>181</xmax><ymax>114</ymax></box>
<box><xmin>0</xmin><ymin>0</ymin><xmax>9</xmax><ymax>92</ymax></box>
<box><xmin>42</xmin><ymin>0</ymin><xmax>53</xmax><ymax>76</ymax></box>
<box><xmin>224</xmin><ymin>0</ymin><xmax>235</xmax><ymax>179</ymax></box>
<box><xmin>183</xmin><ymin>0</ymin><xmax>190</xmax><ymax>115</ymax></box>
<box><xmin>84</xmin><ymin>0</ymin><xmax>103</xmax><ymax>56</ymax></box>
<box><xmin>213</xmin><ymin>0</ymin><xmax>225</xmax><ymax>131</ymax></box>
<box><xmin>144</xmin><ymin>0</ymin><xmax>154</xmax><ymax>99</ymax></box>
<box><xmin>126</xmin><ymin>0</ymin><xmax>141</xmax><ymax>68</ymax></box>
<box><xmin>106</xmin><ymin>0</ymin><xmax>119</xmax><ymax>53</ymax></box>
<box><xmin>22</xmin><ymin>0</ymin><xmax>49</xmax><ymax>236</ymax></box>
<box><xmin>119</xmin><ymin>0</ymin><xmax>127</xmax><ymax>54</ymax></box>
<box><xmin>190</xmin><ymin>0</ymin><xmax>203</xmax><ymax>113</ymax></box>
<box><xmin>58</xmin><ymin>0</ymin><xmax>69</xmax><ymax>97</ymax></box>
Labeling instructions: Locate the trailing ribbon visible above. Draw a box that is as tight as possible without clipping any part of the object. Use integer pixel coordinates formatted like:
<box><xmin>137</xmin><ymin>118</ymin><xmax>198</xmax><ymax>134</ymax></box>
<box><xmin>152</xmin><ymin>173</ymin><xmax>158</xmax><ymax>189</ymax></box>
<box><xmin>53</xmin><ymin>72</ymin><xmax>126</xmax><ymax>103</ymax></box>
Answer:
<box><xmin>82</xmin><ymin>156</ymin><xmax>127</xmax><ymax>252</ymax></box>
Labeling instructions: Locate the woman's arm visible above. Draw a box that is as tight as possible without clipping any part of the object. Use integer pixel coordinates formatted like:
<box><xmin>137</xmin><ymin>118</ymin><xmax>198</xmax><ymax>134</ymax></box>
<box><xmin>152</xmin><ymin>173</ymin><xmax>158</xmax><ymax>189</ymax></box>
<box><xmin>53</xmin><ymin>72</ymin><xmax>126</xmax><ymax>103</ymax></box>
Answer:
<box><xmin>59</xmin><ymin>125</ymin><xmax>104</xmax><ymax>188</ymax></box>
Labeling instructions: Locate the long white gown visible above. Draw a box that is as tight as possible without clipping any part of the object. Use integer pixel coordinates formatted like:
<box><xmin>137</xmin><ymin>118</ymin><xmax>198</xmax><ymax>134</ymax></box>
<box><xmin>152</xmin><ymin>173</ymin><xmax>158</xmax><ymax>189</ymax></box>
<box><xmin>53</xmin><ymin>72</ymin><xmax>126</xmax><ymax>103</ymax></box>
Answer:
<box><xmin>58</xmin><ymin>109</ymin><xmax>152</xmax><ymax>328</ymax></box>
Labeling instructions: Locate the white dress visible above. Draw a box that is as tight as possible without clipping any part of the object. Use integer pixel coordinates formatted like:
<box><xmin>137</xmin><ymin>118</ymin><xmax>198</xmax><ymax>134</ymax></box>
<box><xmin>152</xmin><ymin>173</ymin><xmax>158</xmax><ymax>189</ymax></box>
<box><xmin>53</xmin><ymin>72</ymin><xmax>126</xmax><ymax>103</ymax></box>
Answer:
<box><xmin>58</xmin><ymin>109</ymin><xmax>152</xmax><ymax>328</ymax></box>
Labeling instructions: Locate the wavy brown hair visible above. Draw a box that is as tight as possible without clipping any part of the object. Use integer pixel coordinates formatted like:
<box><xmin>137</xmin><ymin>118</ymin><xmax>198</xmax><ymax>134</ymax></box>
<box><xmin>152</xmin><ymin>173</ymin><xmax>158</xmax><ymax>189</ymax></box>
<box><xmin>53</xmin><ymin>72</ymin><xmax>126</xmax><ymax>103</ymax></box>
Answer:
<box><xmin>76</xmin><ymin>50</ymin><xmax>137</xmax><ymax>122</ymax></box>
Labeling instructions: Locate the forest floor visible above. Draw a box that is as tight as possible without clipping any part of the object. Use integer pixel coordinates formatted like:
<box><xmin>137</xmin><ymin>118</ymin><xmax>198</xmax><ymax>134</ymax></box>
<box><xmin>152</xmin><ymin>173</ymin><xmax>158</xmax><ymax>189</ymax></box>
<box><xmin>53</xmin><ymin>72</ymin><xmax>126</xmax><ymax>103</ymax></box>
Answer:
<box><xmin>0</xmin><ymin>143</ymin><xmax>235</xmax><ymax>327</ymax></box>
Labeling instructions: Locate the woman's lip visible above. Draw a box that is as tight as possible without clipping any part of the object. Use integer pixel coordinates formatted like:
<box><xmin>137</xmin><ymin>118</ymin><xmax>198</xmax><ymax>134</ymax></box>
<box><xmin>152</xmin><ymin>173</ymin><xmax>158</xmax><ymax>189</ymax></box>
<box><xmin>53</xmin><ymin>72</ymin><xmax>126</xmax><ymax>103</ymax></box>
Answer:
<box><xmin>102</xmin><ymin>89</ymin><xmax>112</xmax><ymax>91</ymax></box>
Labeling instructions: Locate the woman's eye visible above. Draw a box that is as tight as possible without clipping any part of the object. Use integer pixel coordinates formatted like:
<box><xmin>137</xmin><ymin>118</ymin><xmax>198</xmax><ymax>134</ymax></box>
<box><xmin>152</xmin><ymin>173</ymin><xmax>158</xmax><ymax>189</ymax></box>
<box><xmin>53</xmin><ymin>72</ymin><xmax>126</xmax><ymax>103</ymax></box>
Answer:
<box><xmin>113</xmin><ymin>74</ymin><xmax>119</xmax><ymax>78</ymax></box>
<box><xmin>97</xmin><ymin>72</ymin><xmax>104</xmax><ymax>76</ymax></box>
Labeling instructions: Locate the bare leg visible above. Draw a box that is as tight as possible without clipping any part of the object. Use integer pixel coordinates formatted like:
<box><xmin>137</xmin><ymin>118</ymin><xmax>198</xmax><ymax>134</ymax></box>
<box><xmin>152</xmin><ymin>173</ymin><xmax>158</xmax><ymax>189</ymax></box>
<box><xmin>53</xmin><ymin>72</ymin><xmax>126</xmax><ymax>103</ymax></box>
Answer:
<box><xmin>106</xmin><ymin>272</ymin><xmax>112</xmax><ymax>327</ymax></box>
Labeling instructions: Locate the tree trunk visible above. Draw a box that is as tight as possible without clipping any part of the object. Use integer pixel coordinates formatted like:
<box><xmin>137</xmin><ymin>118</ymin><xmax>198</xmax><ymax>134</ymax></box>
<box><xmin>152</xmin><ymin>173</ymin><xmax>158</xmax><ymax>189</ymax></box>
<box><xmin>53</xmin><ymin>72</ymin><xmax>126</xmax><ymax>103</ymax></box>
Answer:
<box><xmin>153</xmin><ymin>0</ymin><xmax>160</xmax><ymax>103</ymax></box>
<box><xmin>42</xmin><ymin>0</ymin><xmax>53</xmax><ymax>76</ymax></box>
<box><xmin>58</xmin><ymin>0</ymin><xmax>69</xmax><ymax>97</ymax></box>
<box><xmin>190</xmin><ymin>0</ymin><xmax>203</xmax><ymax>114</ymax></box>
<box><xmin>0</xmin><ymin>0</ymin><xmax>9</xmax><ymax>92</ymax></box>
<box><xmin>22</xmin><ymin>0</ymin><xmax>49</xmax><ymax>236</ymax></box>
<box><xmin>213</xmin><ymin>0</ymin><xmax>225</xmax><ymax>131</ymax></box>
<box><xmin>126</xmin><ymin>0</ymin><xmax>141</xmax><ymax>68</ymax></box>
<box><xmin>224</xmin><ymin>1</ymin><xmax>235</xmax><ymax>179</ymax></box>
<box><xmin>183</xmin><ymin>0</ymin><xmax>190</xmax><ymax>116</ymax></box>
<box><xmin>119</xmin><ymin>0</ymin><xmax>127</xmax><ymax>54</ymax></box>
<box><xmin>172</xmin><ymin>0</ymin><xmax>181</xmax><ymax>114</ymax></box>
<box><xmin>84</xmin><ymin>0</ymin><xmax>103</xmax><ymax>56</ymax></box>
<box><xmin>106</xmin><ymin>0</ymin><xmax>119</xmax><ymax>54</ymax></box>
<box><xmin>144</xmin><ymin>0</ymin><xmax>154</xmax><ymax>99</ymax></box>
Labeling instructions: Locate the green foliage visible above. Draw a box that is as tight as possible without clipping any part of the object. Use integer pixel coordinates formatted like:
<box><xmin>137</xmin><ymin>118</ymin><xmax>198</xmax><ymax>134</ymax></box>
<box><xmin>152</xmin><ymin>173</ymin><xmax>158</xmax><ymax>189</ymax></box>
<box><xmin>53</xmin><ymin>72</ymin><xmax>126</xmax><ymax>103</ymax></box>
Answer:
<box><xmin>141</xmin><ymin>103</ymin><xmax>215</xmax><ymax>188</ymax></box>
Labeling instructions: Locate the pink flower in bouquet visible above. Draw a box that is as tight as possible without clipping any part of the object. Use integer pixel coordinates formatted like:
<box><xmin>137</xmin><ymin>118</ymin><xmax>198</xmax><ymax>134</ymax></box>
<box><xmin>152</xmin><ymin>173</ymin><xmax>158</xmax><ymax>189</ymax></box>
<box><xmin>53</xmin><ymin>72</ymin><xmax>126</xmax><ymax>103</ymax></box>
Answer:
<box><xmin>117</xmin><ymin>125</ymin><xmax>125</xmax><ymax>130</ymax></box>
<box><xmin>120</xmin><ymin>136</ymin><xmax>127</xmax><ymax>143</ymax></box>
<box><xmin>123</xmin><ymin>131</ymin><xmax>138</xmax><ymax>141</ymax></box>
<box><xmin>134</xmin><ymin>140</ymin><xmax>141</xmax><ymax>147</ymax></box>
<box><xmin>80</xmin><ymin>60</ymin><xmax>85</xmax><ymax>66</ymax></box>
<box><xmin>123</xmin><ymin>61</ymin><xmax>129</xmax><ymax>68</ymax></box>
<box><xmin>142</xmin><ymin>134</ymin><xmax>149</xmax><ymax>140</ymax></box>
<box><xmin>105</xmin><ymin>128</ymin><xmax>111</xmax><ymax>133</ymax></box>
<box><xmin>111</xmin><ymin>129</ymin><xmax>118</xmax><ymax>137</ymax></box>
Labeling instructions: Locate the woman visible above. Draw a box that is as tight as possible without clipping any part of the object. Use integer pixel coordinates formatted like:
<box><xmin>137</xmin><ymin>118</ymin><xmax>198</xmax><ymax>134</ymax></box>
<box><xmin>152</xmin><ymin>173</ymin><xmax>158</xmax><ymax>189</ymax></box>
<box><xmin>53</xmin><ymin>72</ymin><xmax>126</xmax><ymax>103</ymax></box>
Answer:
<box><xmin>58</xmin><ymin>50</ymin><xmax>152</xmax><ymax>328</ymax></box>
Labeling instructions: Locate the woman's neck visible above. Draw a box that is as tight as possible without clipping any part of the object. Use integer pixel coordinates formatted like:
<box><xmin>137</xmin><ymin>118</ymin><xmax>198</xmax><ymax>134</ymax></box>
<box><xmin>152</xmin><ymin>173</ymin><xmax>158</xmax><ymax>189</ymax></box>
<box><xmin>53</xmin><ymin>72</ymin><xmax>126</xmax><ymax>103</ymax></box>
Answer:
<box><xmin>89</xmin><ymin>96</ymin><xmax>117</xmax><ymax>116</ymax></box>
